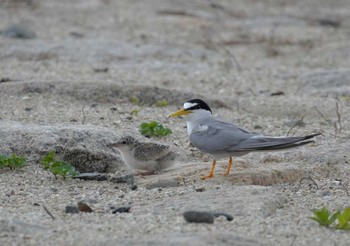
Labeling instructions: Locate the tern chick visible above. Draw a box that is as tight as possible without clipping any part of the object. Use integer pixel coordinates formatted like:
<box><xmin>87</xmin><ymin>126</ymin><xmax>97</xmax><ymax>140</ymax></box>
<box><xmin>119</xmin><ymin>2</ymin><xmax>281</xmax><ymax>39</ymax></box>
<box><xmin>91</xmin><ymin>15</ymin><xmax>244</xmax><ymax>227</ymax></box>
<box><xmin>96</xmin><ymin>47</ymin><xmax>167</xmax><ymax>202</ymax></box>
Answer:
<box><xmin>169</xmin><ymin>98</ymin><xmax>321</xmax><ymax>179</ymax></box>
<box><xmin>108</xmin><ymin>136</ymin><xmax>179</xmax><ymax>174</ymax></box>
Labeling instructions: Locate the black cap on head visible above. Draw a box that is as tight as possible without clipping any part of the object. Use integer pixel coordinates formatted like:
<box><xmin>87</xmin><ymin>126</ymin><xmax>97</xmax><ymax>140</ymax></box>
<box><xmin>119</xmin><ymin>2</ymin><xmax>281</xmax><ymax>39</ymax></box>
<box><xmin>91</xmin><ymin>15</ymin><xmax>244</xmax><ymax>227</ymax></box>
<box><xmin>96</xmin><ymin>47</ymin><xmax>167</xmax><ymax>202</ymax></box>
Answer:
<box><xmin>186</xmin><ymin>99</ymin><xmax>212</xmax><ymax>114</ymax></box>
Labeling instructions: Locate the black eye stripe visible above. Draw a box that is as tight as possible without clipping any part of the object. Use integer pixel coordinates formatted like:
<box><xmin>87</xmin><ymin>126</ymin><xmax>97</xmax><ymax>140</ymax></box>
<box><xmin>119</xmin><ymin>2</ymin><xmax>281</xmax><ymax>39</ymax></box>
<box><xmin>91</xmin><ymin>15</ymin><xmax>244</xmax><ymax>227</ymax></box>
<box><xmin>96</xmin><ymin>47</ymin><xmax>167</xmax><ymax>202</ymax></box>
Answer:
<box><xmin>187</xmin><ymin>99</ymin><xmax>212</xmax><ymax>114</ymax></box>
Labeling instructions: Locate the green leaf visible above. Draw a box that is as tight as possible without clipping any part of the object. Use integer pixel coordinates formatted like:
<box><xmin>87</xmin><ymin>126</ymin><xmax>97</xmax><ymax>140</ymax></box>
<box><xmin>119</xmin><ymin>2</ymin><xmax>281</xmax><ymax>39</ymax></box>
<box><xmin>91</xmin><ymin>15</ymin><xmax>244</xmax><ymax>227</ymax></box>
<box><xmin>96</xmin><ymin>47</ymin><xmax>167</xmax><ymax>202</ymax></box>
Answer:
<box><xmin>0</xmin><ymin>153</ymin><xmax>27</xmax><ymax>169</ymax></box>
<box><xmin>40</xmin><ymin>150</ymin><xmax>55</xmax><ymax>169</ymax></box>
<box><xmin>335</xmin><ymin>208</ymin><xmax>350</xmax><ymax>230</ymax></box>
<box><xmin>310</xmin><ymin>207</ymin><xmax>332</xmax><ymax>227</ymax></box>
<box><xmin>40</xmin><ymin>151</ymin><xmax>79</xmax><ymax>178</ymax></box>
<box><xmin>130</xmin><ymin>96</ymin><xmax>140</xmax><ymax>105</ymax></box>
<box><xmin>155</xmin><ymin>100</ymin><xmax>169</xmax><ymax>107</ymax></box>
<box><xmin>130</xmin><ymin>108</ymin><xmax>141</xmax><ymax>116</ymax></box>
<box><xmin>139</xmin><ymin>121</ymin><xmax>172</xmax><ymax>137</ymax></box>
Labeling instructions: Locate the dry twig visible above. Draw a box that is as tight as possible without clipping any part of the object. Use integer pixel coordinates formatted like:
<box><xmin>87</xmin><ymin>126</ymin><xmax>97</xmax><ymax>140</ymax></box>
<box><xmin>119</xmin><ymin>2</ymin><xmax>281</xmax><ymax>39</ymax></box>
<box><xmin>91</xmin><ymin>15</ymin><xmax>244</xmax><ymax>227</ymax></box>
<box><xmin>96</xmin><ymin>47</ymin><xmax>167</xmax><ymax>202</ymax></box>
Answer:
<box><xmin>295</xmin><ymin>176</ymin><xmax>319</xmax><ymax>193</ymax></box>
<box><xmin>81</xmin><ymin>105</ymin><xmax>86</xmax><ymax>125</ymax></box>
<box><xmin>43</xmin><ymin>205</ymin><xmax>55</xmax><ymax>220</ymax></box>
<box><xmin>333</xmin><ymin>101</ymin><xmax>342</xmax><ymax>136</ymax></box>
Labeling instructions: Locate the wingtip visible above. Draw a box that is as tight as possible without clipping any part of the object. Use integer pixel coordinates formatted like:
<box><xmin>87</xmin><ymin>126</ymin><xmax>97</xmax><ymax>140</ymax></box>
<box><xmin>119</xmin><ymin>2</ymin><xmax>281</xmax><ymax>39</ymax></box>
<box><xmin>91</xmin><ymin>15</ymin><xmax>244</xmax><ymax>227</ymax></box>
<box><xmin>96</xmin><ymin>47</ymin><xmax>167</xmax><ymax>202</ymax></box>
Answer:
<box><xmin>304</xmin><ymin>133</ymin><xmax>322</xmax><ymax>140</ymax></box>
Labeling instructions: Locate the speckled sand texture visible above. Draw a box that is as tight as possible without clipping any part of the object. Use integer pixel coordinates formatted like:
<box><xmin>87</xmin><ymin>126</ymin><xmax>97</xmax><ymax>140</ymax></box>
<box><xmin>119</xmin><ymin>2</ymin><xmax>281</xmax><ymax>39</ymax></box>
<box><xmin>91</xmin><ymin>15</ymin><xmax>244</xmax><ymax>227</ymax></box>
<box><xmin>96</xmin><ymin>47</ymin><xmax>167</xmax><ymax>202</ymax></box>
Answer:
<box><xmin>1</xmin><ymin>0</ymin><xmax>350</xmax><ymax>245</ymax></box>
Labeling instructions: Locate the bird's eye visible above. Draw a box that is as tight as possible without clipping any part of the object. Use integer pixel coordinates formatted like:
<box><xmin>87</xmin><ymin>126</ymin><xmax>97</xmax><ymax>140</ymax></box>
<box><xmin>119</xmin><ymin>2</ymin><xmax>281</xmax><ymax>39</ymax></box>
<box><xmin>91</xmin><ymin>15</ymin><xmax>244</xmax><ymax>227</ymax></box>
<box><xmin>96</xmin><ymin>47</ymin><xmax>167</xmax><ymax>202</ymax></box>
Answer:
<box><xmin>121</xmin><ymin>141</ymin><xmax>127</xmax><ymax>144</ymax></box>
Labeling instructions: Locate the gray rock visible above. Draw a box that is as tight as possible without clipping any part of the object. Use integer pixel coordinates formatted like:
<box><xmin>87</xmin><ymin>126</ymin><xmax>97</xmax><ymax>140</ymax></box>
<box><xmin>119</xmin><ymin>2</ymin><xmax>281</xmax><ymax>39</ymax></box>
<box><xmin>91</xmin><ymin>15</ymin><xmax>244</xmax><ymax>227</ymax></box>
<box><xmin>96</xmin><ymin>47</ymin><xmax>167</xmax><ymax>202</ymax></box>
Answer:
<box><xmin>183</xmin><ymin>211</ymin><xmax>215</xmax><ymax>223</ymax></box>
<box><xmin>65</xmin><ymin>206</ymin><xmax>79</xmax><ymax>214</ymax></box>
<box><xmin>0</xmin><ymin>121</ymin><xmax>123</xmax><ymax>173</ymax></box>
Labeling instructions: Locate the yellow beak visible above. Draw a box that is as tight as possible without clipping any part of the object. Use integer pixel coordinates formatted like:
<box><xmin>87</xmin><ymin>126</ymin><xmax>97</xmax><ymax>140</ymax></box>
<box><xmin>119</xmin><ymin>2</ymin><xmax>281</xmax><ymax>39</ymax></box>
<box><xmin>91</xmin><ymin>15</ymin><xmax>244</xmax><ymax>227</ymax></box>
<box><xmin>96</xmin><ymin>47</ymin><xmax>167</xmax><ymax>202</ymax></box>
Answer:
<box><xmin>168</xmin><ymin>108</ymin><xmax>191</xmax><ymax>117</ymax></box>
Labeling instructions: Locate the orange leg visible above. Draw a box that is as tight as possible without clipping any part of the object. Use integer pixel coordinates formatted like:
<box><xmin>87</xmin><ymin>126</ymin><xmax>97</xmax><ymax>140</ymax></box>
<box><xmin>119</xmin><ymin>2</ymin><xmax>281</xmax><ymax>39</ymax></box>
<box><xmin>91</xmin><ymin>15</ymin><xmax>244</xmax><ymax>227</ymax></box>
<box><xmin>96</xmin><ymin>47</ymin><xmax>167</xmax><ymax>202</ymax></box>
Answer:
<box><xmin>200</xmin><ymin>160</ymin><xmax>216</xmax><ymax>180</ymax></box>
<box><xmin>222</xmin><ymin>157</ymin><xmax>233</xmax><ymax>176</ymax></box>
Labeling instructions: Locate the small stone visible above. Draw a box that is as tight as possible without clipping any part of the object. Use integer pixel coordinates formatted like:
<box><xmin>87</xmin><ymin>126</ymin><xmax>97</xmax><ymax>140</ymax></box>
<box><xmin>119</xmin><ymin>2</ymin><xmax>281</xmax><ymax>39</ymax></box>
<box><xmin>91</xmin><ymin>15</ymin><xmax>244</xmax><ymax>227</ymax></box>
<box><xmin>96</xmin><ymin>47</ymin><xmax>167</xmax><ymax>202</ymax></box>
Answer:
<box><xmin>270</xmin><ymin>91</ymin><xmax>285</xmax><ymax>96</ymax></box>
<box><xmin>77</xmin><ymin>202</ymin><xmax>93</xmax><ymax>213</ymax></box>
<box><xmin>0</xmin><ymin>78</ymin><xmax>12</xmax><ymax>83</ymax></box>
<box><xmin>73</xmin><ymin>173</ymin><xmax>108</xmax><ymax>181</ymax></box>
<box><xmin>131</xmin><ymin>185</ymin><xmax>138</xmax><ymax>190</ymax></box>
<box><xmin>112</xmin><ymin>206</ymin><xmax>131</xmax><ymax>214</ymax></box>
<box><xmin>65</xmin><ymin>206</ymin><xmax>79</xmax><ymax>214</ymax></box>
<box><xmin>110</xmin><ymin>174</ymin><xmax>134</xmax><ymax>185</ymax></box>
<box><xmin>195</xmin><ymin>187</ymin><xmax>205</xmax><ymax>192</ymax></box>
<box><xmin>183</xmin><ymin>211</ymin><xmax>233</xmax><ymax>224</ymax></box>
<box><xmin>317</xmin><ymin>18</ymin><xmax>341</xmax><ymax>28</ymax></box>
<box><xmin>93</xmin><ymin>67</ymin><xmax>109</xmax><ymax>73</ymax></box>
<box><xmin>322</xmin><ymin>191</ymin><xmax>332</xmax><ymax>197</ymax></box>
<box><xmin>183</xmin><ymin>211</ymin><xmax>215</xmax><ymax>224</ymax></box>
<box><xmin>254</xmin><ymin>125</ymin><xmax>263</xmax><ymax>129</ymax></box>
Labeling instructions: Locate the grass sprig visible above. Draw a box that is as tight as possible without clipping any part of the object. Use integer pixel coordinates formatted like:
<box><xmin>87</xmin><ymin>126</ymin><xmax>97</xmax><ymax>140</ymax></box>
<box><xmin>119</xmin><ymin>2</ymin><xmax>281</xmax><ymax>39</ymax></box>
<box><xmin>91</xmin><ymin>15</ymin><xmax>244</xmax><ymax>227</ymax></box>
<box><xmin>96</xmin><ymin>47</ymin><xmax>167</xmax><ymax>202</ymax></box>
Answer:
<box><xmin>139</xmin><ymin>121</ymin><xmax>172</xmax><ymax>137</ymax></box>
<box><xmin>0</xmin><ymin>153</ymin><xmax>27</xmax><ymax>170</ymax></box>
<box><xmin>40</xmin><ymin>150</ymin><xmax>78</xmax><ymax>179</ymax></box>
<box><xmin>310</xmin><ymin>207</ymin><xmax>350</xmax><ymax>230</ymax></box>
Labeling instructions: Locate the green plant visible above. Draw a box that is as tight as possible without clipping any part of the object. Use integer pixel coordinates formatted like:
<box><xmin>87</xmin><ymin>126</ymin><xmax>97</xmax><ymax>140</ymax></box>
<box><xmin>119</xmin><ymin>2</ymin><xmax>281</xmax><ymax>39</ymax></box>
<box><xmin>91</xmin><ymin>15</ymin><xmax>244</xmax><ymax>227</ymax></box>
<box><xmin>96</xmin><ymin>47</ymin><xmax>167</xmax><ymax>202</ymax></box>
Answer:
<box><xmin>130</xmin><ymin>108</ymin><xmax>141</xmax><ymax>116</ymax></box>
<box><xmin>0</xmin><ymin>153</ymin><xmax>27</xmax><ymax>170</ymax></box>
<box><xmin>310</xmin><ymin>207</ymin><xmax>338</xmax><ymax>227</ymax></box>
<box><xmin>155</xmin><ymin>100</ymin><xmax>169</xmax><ymax>107</ymax></box>
<box><xmin>335</xmin><ymin>208</ymin><xmax>350</xmax><ymax>230</ymax></box>
<box><xmin>130</xmin><ymin>96</ymin><xmax>140</xmax><ymax>105</ymax></box>
<box><xmin>40</xmin><ymin>150</ymin><xmax>78</xmax><ymax>178</ymax></box>
<box><xmin>139</xmin><ymin>121</ymin><xmax>172</xmax><ymax>137</ymax></box>
<box><xmin>310</xmin><ymin>207</ymin><xmax>350</xmax><ymax>230</ymax></box>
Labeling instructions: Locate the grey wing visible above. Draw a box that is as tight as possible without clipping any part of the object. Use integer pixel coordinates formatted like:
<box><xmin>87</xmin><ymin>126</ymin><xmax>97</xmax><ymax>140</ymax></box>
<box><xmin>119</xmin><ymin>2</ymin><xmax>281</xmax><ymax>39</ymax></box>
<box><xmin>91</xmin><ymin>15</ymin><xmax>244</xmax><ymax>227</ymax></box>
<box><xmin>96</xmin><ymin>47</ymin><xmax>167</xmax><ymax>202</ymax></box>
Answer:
<box><xmin>134</xmin><ymin>143</ymin><xmax>171</xmax><ymax>161</ymax></box>
<box><xmin>189</xmin><ymin>118</ymin><xmax>258</xmax><ymax>155</ymax></box>
<box><xmin>234</xmin><ymin>133</ymin><xmax>320</xmax><ymax>151</ymax></box>
<box><xmin>190</xmin><ymin>117</ymin><xmax>319</xmax><ymax>154</ymax></box>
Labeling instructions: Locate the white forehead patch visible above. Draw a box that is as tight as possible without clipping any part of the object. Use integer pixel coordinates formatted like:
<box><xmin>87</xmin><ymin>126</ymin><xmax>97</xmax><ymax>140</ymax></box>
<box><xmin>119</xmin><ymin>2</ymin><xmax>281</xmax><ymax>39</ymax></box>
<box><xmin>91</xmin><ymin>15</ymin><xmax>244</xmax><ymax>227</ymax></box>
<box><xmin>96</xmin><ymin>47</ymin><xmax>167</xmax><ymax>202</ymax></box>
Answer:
<box><xmin>184</xmin><ymin>102</ymin><xmax>197</xmax><ymax>109</ymax></box>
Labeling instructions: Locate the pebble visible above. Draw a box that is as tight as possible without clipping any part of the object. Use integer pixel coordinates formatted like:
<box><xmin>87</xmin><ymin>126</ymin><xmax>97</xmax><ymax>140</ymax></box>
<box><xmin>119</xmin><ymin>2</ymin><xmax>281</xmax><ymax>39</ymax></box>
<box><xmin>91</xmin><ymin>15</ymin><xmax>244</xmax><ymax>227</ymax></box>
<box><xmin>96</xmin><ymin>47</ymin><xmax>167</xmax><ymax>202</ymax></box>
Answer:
<box><xmin>73</xmin><ymin>173</ymin><xmax>108</xmax><ymax>181</ymax></box>
<box><xmin>110</xmin><ymin>174</ymin><xmax>134</xmax><ymax>185</ymax></box>
<box><xmin>65</xmin><ymin>206</ymin><xmax>79</xmax><ymax>214</ymax></box>
<box><xmin>183</xmin><ymin>211</ymin><xmax>234</xmax><ymax>224</ymax></box>
<box><xmin>112</xmin><ymin>206</ymin><xmax>131</xmax><ymax>214</ymax></box>
<box><xmin>77</xmin><ymin>202</ymin><xmax>93</xmax><ymax>213</ymax></box>
<box><xmin>183</xmin><ymin>211</ymin><xmax>215</xmax><ymax>224</ymax></box>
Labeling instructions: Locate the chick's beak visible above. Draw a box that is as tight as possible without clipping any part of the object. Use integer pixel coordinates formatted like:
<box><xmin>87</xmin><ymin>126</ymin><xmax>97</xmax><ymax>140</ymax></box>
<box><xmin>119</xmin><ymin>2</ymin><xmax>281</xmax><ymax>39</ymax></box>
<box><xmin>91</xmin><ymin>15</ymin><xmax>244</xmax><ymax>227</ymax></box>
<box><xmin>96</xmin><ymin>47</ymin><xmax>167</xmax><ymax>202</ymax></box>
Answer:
<box><xmin>168</xmin><ymin>108</ymin><xmax>191</xmax><ymax>118</ymax></box>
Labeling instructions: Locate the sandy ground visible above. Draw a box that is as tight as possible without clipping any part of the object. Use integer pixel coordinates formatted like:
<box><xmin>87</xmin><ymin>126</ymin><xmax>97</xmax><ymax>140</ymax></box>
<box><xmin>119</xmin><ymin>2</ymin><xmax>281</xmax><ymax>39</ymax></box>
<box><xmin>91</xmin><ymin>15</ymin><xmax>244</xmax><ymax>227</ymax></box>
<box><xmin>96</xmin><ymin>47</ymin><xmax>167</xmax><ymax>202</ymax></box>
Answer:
<box><xmin>1</xmin><ymin>0</ymin><xmax>350</xmax><ymax>245</ymax></box>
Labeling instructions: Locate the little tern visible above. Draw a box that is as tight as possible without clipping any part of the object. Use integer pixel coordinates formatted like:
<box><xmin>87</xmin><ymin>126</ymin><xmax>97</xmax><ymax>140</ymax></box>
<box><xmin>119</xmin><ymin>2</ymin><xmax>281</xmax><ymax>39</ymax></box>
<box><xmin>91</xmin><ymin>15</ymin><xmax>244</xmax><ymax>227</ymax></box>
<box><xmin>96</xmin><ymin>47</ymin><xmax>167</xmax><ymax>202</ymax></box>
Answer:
<box><xmin>169</xmin><ymin>99</ymin><xmax>320</xmax><ymax>179</ymax></box>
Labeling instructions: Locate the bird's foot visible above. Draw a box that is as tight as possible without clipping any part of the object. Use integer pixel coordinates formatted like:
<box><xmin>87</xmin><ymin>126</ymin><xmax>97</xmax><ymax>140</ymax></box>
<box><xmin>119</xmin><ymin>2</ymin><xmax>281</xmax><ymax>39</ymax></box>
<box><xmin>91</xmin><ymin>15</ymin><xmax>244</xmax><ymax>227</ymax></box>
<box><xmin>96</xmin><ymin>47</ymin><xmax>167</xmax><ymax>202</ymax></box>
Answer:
<box><xmin>200</xmin><ymin>173</ymin><xmax>214</xmax><ymax>180</ymax></box>
<box><xmin>221</xmin><ymin>171</ymin><xmax>230</xmax><ymax>176</ymax></box>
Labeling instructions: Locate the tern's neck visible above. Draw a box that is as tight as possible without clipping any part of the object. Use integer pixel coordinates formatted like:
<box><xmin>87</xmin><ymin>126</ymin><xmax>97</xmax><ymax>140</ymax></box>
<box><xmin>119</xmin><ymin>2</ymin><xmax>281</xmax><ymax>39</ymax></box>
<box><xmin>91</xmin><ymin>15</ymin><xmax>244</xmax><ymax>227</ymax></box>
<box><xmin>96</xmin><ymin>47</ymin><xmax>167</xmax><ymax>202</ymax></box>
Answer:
<box><xmin>185</xmin><ymin>110</ymin><xmax>212</xmax><ymax>135</ymax></box>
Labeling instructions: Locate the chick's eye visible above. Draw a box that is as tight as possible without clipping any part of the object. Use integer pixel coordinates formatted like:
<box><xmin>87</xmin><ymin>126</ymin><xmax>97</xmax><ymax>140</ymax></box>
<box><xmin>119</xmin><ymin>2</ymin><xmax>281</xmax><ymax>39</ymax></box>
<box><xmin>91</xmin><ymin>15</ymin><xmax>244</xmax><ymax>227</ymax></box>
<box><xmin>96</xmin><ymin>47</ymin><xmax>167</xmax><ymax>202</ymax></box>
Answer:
<box><xmin>121</xmin><ymin>141</ymin><xmax>127</xmax><ymax>144</ymax></box>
